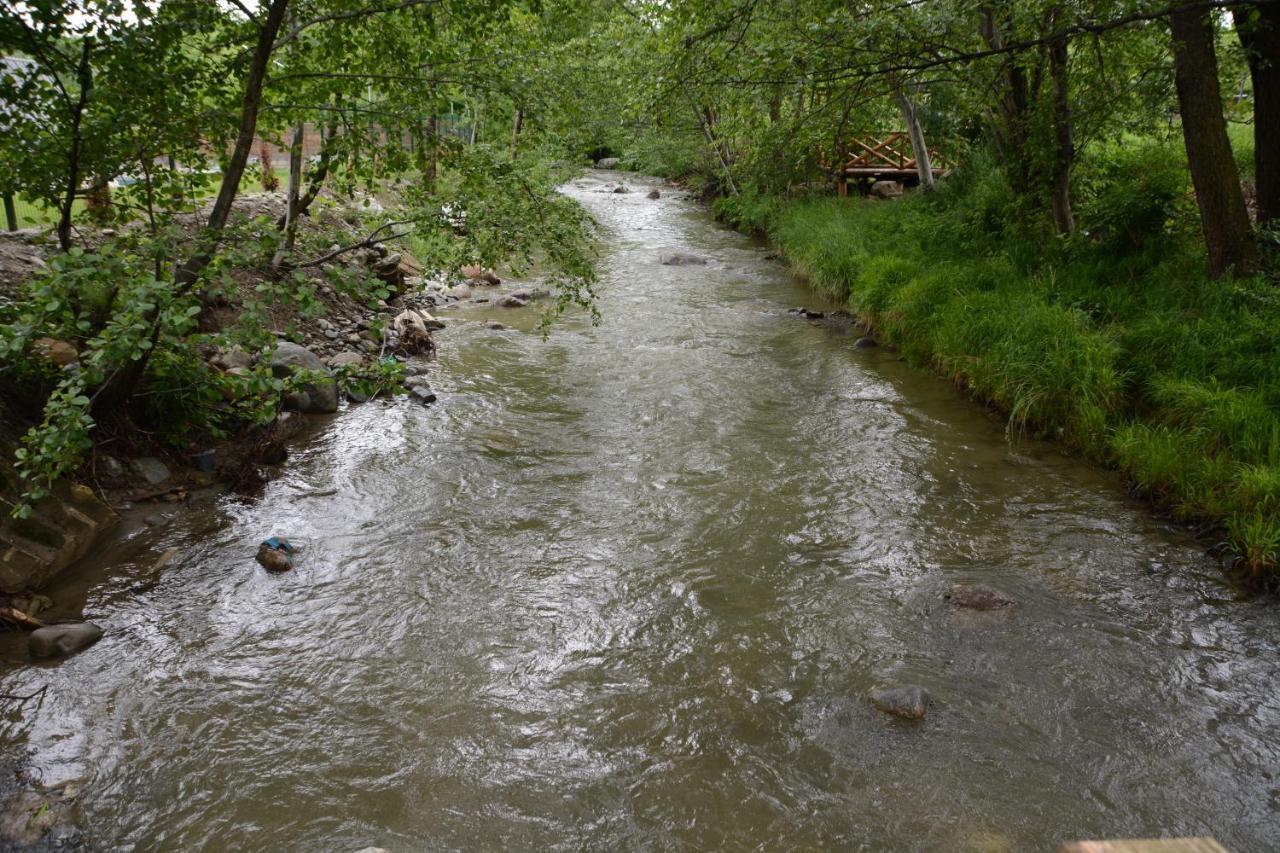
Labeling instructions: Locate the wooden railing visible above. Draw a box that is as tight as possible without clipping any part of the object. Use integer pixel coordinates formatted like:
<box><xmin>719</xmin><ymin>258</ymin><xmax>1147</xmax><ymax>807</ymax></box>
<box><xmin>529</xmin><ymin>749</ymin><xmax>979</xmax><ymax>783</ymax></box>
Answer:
<box><xmin>820</xmin><ymin>131</ymin><xmax>948</xmax><ymax>190</ymax></box>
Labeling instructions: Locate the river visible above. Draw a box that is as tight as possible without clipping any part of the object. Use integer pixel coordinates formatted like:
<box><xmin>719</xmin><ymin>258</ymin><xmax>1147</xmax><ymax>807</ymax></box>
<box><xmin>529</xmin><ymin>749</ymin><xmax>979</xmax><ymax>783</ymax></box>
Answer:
<box><xmin>2</xmin><ymin>170</ymin><xmax>1278</xmax><ymax>851</ymax></box>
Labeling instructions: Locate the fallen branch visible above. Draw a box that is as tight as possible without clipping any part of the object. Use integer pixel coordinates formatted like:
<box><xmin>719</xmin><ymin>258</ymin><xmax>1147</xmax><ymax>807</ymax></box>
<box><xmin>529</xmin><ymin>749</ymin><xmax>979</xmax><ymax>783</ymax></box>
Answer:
<box><xmin>297</xmin><ymin>219</ymin><xmax>414</xmax><ymax>268</ymax></box>
<box><xmin>0</xmin><ymin>607</ymin><xmax>45</xmax><ymax>630</ymax></box>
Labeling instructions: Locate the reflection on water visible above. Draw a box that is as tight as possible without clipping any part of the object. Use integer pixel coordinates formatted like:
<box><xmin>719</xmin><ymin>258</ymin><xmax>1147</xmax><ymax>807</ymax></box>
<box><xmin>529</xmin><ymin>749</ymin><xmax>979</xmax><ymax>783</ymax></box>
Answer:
<box><xmin>2</xmin><ymin>171</ymin><xmax>1278</xmax><ymax>851</ymax></box>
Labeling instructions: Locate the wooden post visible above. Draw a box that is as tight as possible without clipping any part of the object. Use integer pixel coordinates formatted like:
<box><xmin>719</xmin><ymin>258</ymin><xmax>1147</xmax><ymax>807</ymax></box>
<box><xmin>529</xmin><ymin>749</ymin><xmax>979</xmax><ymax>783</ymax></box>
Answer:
<box><xmin>837</xmin><ymin>176</ymin><xmax>848</xmax><ymax>197</ymax></box>
<box><xmin>3</xmin><ymin>193</ymin><xmax>16</xmax><ymax>231</ymax></box>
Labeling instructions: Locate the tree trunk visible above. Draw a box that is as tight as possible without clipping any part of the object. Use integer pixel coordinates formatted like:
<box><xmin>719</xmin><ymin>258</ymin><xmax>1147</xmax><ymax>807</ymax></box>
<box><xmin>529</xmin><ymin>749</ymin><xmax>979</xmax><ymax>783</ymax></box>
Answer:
<box><xmin>510</xmin><ymin>107</ymin><xmax>523</xmax><ymax>157</ymax></box>
<box><xmin>979</xmin><ymin>6</ymin><xmax>1032</xmax><ymax>196</ymax></box>
<box><xmin>425</xmin><ymin>102</ymin><xmax>438</xmax><ymax>190</ymax></box>
<box><xmin>95</xmin><ymin>0</ymin><xmax>290</xmax><ymax>418</ymax></box>
<box><xmin>895</xmin><ymin>87</ymin><xmax>934</xmax><ymax>192</ymax></box>
<box><xmin>1048</xmin><ymin>30</ymin><xmax>1075</xmax><ymax>234</ymax></box>
<box><xmin>768</xmin><ymin>87</ymin><xmax>783</xmax><ymax>124</ymax></box>
<box><xmin>1235</xmin><ymin>3</ymin><xmax>1280</xmax><ymax>226</ymax></box>
<box><xmin>1171</xmin><ymin>8</ymin><xmax>1257</xmax><ymax>277</ymax></box>
<box><xmin>174</xmin><ymin>0</ymin><xmax>291</xmax><ymax>287</ymax></box>
<box><xmin>272</xmin><ymin>119</ymin><xmax>305</xmax><ymax>268</ymax></box>
<box><xmin>57</xmin><ymin>39</ymin><xmax>93</xmax><ymax>253</ymax></box>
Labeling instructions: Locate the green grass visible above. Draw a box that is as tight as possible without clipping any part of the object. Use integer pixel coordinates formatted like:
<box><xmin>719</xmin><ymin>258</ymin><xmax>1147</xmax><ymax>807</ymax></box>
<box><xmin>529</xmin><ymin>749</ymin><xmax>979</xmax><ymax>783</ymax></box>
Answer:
<box><xmin>722</xmin><ymin>149</ymin><xmax>1280</xmax><ymax>578</ymax></box>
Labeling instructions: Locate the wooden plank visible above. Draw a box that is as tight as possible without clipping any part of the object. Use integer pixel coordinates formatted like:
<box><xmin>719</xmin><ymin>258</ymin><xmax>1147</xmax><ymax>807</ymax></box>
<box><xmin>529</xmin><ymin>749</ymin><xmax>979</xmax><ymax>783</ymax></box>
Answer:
<box><xmin>1058</xmin><ymin>839</ymin><xmax>1228</xmax><ymax>853</ymax></box>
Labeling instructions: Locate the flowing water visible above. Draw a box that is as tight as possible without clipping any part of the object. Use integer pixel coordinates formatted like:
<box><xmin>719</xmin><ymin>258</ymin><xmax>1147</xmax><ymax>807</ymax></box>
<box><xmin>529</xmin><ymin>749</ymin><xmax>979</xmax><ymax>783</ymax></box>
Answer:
<box><xmin>3</xmin><ymin>171</ymin><xmax>1279</xmax><ymax>851</ymax></box>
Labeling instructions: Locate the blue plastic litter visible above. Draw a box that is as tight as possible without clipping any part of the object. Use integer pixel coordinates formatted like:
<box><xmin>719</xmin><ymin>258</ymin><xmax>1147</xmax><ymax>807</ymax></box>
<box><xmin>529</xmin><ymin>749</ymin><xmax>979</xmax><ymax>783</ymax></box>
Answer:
<box><xmin>262</xmin><ymin>536</ymin><xmax>293</xmax><ymax>553</ymax></box>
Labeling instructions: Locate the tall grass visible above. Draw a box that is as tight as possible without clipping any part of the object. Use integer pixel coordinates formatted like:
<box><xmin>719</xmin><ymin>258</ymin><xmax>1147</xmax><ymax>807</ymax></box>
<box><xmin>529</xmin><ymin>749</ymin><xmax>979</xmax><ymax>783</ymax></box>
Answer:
<box><xmin>726</xmin><ymin>146</ymin><xmax>1280</xmax><ymax>578</ymax></box>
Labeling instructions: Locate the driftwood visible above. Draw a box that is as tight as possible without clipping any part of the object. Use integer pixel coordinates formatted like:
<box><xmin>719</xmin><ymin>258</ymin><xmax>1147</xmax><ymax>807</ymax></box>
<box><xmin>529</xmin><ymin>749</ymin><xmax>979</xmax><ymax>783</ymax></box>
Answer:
<box><xmin>0</xmin><ymin>607</ymin><xmax>45</xmax><ymax>630</ymax></box>
<box><xmin>391</xmin><ymin>309</ymin><xmax>437</xmax><ymax>356</ymax></box>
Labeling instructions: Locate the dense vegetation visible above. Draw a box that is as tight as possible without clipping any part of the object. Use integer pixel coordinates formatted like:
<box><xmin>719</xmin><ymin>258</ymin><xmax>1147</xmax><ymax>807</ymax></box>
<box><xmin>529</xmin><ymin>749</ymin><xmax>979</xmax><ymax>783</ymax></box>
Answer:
<box><xmin>2</xmin><ymin>1</ymin><xmax>1279</xmax><ymax>578</ymax></box>
<box><xmin>0</xmin><ymin>0</ymin><xmax>599</xmax><ymax>515</ymax></box>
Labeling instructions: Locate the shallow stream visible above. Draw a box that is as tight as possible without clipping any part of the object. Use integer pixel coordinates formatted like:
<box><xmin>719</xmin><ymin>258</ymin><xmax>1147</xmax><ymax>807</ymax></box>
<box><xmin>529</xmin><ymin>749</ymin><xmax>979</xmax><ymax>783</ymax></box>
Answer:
<box><xmin>2</xmin><ymin>170</ymin><xmax>1278</xmax><ymax>850</ymax></box>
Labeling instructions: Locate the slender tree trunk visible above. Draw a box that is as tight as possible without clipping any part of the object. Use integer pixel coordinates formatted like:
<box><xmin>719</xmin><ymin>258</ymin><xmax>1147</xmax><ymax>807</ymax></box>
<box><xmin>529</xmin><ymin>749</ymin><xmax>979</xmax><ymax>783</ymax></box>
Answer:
<box><xmin>1235</xmin><ymin>3</ymin><xmax>1280</xmax><ymax>226</ymax></box>
<box><xmin>174</xmin><ymin>0</ymin><xmax>291</xmax><ymax>287</ymax></box>
<box><xmin>425</xmin><ymin>95</ymin><xmax>438</xmax><ymax>190</ymax></box>
<box><xmin>1048</xmin><ymin>29</ymin><xmax>1075</xmax><ymax>234</ymax></box>
<box><xmin>768</xmin><ymin>86</ymin><xmax>783</xmax><ymax>124</ymax></box>
<box><xmin>57</xmin><ymin>39</ymin><xmax>93</xmax><ymax>252</ymax></box>
<box><xmin>510</xmin><ymin>107</ymin><xmax>523</xmax><ymax>157</ymax></box>
<box><xmin>95</xmin><ymin>0</ymin><xmax>290</xmax><ymax>418</ymax></box>
<box><xmin>272</xmin><ymin>119</ymin><xmax>305</xmax><ymax>267</ymax></box>
<box><xmin>895</xmin><ymin>87</ymin><xmax>934</xmax><ymax>192</ymax></box>
<box><xmin>687</xmin><ymin>93</ymin><xmax>738</xmax><ymax>196</ymax></box>
<box><xmin>1171</xmin><ymin>8</ymin><xmax>1257</xmax><ymax>277</ymax></box>
<box><xmin>979</xmin><ymin>6</ymin><xmax>1033</xmax><ymax>196</ymax></box>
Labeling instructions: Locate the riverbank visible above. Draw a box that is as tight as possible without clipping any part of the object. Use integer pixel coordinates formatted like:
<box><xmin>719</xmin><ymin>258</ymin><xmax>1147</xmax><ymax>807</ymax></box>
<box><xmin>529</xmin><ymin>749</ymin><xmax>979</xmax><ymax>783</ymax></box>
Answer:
<box><xmin>714</xmin><ymin>166</ymin><xmax>1280</xmax><ymax>580</ymax></box>
<box><xmin>0</xmin><ymin>188</ymin><xmax>551</xmax><ymax>602</ymax></box>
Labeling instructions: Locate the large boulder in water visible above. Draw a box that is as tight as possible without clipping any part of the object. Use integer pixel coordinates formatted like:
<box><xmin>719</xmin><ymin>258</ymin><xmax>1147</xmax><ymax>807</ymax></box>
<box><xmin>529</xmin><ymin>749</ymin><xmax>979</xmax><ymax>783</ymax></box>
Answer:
<box><xmin>29</xmin><ymin>623</ymin><xmax>103</xmax><ymax>659</ymax></box>
<box><xmin>269</xmin><ymin>342</ymin><xmax>338</xmax><ymax>414</ymax></box>
<box><xmin>596</xmin><ymin>157</ymin><xmax>620</xmax><ymax>169</ymax></box>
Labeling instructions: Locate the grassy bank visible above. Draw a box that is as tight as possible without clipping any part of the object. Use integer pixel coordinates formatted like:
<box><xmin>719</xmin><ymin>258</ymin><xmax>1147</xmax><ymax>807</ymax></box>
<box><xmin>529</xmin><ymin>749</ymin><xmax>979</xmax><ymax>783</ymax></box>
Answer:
<box><xmin>716</xmin><ymin>147</ymin><xmax>1280</xmax><ymax>577</ymax></box>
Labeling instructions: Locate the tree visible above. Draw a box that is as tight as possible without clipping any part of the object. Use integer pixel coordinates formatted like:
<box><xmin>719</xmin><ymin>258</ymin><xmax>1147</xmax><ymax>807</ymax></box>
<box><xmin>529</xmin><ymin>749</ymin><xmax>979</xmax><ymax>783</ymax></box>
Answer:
<box><xmin>1234</xmin><ymin>3</ymin><xmax>1280</xmax><ymax>227</ymax></box>
<box><xmin>1170</xmin><ymin>6</ymin><xmax>1257</xmax><ymax>277</ymax></box>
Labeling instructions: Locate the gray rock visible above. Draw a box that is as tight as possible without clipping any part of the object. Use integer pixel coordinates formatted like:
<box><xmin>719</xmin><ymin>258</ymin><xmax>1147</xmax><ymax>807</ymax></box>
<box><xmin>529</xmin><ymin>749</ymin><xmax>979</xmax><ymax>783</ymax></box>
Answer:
<box><xmin>853</xmin><ymin>336</ymin><xmax>878</xmax><ymax>349</ymax></box>
<box><xmin>612</xmin><ymin>184</ymin><xmax>629</xmax><ymax>194</ymax></box>
<box><xmin>213</xmin><ymin>347</ymin><xmax>252</xmax><ymax>371</ymax></box>
<box><xmin>129</xmin><ymin>457</ymin><xmax>171</xmax><ymax>485</ymax></box>
<box><xmin>328</xmin><ymin>351</ymin><xmax>365</xmax><ymax>368</ymax></box>
<box><xmin>98</xmin><ymin>455</ymin><xmax>126</xmax><ymax>480</ymax></box>
<box><xmin>269</xmin><ymin>341</ymin><xmax>325</xmax><ymax>373</ymax></box>
<box><xmin>870</xmin><ymin>685</ymin><xmax>930</xmax><ymax>720</ymax></box>
<box><xmin>410</xmin><ymin>385</ymin><xmax>437</xmax><ymax>405</ymax></box>
<box><xmin>282</xmin><ymin>390</ymin><xmax>312</xmax><ymax>413</ymax></box>
<box><xmin>945</xmin><ymin>584</ymin><xmax>1015</xmax><ymax>610</ymax></box>
<box><xmin>29</xmin><ymin>623</ymin><xmax>104</xmax><ymax>659</ymax></box>
<box><xmin>483</xmin><ymin>320</ymin><xmax>508</xmax><ymax>330</ymax></box>
<box><xmin>869</xmin><ymin>180</ymin><xmax>903</xmax><ymax>199</ymax></box>
<box><xmin>445</xmin><ymin>283</ymin><xmax>472</xmax><ymax>299</ymax></box>
<box><xmin>660</xmin><ymin>252</ymin><xmax>706</xmax><ymax>266</ymax></box>
<box><xmin>324</xmin><ymin>329</ymin><xmax>339</xmax><ymax>340</ymax></box>
<box><xmin>647</xmin><ymin>188</ymin><xmax>661</xmax><ymax>200</ymax></box>
<box><xmin>497</xmin><ymin>295</ymin><xmax>528</xmax><ymax>308</ymax></box>
<box><xmin>596</xmin><ymin>157</ymin><xmax>620</xmax><ymax>169</ymax></box>
<box><xmin>404</xmin><ymin>374</ymin><xmax>432</xmax><ymax>389</ymax></box>
<box><xmin>269</xmin><ymin>342</ymin><xmax>338</xmax><ymax>414</ymax></box>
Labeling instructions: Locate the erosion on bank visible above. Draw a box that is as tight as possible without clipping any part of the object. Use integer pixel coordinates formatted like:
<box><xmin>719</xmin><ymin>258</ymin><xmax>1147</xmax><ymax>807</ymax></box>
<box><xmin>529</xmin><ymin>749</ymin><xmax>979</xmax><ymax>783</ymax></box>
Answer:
<box><xmin>716</xmin><ymin>157</ymin><xmax>1280</xmax><ymax>577</ymax></box>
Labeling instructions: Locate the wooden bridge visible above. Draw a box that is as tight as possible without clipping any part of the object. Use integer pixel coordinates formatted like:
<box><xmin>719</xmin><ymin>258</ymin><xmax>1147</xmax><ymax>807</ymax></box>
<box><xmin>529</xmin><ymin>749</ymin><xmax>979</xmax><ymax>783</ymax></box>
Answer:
<box><xmin>821</xmin><ymin>131</ymin><xmax>949</xmax><ymax>196</ymax></box>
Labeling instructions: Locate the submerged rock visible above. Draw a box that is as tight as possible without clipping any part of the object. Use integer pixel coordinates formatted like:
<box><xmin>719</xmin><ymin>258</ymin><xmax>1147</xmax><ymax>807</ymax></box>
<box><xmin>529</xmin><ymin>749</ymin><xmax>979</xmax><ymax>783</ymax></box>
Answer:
<box><xmin>483</xmin><ymin>320</ymin><xmax>508</xmax><ymax>330</ymax></box>
<box><xmin>945</xmin><ymin>584</ymin><xmax>1015</xmax><ymax>610</ymax></box>
<box><xmin>496</xmin><ymin>295</ymin><xmax>528</xmax><ymax>309</ymax></box>
<box><xmin>853</xmin><ymin>336</ymin><xmax>878</xmax><ymax>349</ymax></box>
<box><xmin>612</xmin><ymin>184</ymin><xmax>630</xmax><ymax>194</ymax></box>
<box><xmin>410</xmin><ymin>385</ymin><xmax>438</xmax><ymax>405</ymax></box>
<box><xmin>869</xmin><ymin>685</ymin><xmax>930</xmax><ymax>720</ymax></box>
<box><xmin>29</xmin><ymin>622</ymin><xmax>104</xmax><ymax>659</ymax></box>
<box><xmin>660</xmin><ymin>252</ymin><xmax>706</xmax><ymax>266</ymax></box>
<box><xmin>647</xmin><ymin>188</ymin><xmax>661</xmax><ymax>200</ymax></box>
